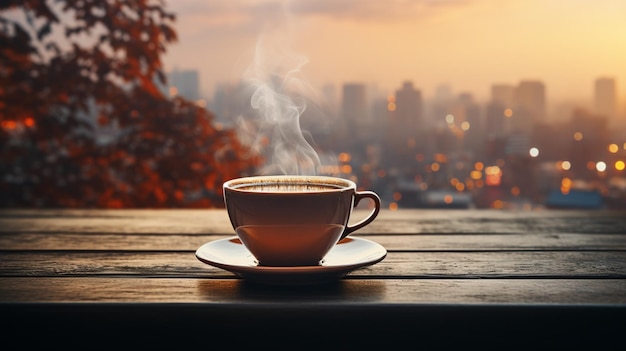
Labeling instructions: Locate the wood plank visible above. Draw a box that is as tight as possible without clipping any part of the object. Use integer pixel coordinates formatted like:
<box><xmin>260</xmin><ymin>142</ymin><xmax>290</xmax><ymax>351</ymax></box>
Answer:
<box><xmin>2</xmin><ymin>209</ymin><xmax>625</xmax><ymax>234</ymax></box>
<box><xmin>2</xmin><ymin>232</ymin><xmax>626</xmax><ymax>251</ymax></box>
<box><xmin>2</xmin><ymin>251</ymin><xmax>625</xmax><ymax>278</ymax></box>
<box><xmin>1</xmin><ymin>277</ymin><xmax>626</xmax><ymax>303</ymax></box>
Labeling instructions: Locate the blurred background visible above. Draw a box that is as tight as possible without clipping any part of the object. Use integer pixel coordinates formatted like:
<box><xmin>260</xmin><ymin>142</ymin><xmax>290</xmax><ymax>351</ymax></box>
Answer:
<box><xmin>2</xmin><ymin>0</ymin><xmax>625</xmax><ymax>210</ymax></box>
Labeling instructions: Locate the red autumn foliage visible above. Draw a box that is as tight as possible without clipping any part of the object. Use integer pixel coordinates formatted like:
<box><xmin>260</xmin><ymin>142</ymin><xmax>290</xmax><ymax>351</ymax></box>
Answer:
<box><xmin>0</xmin><ymin>0</ymin><xmax>261</xmax><ymax>208</ymax></box>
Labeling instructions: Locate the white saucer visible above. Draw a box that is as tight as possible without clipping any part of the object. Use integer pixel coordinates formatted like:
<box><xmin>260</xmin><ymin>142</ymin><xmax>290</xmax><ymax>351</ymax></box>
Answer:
<box><xmin>195</xmin><ymin>236</ymin><xmax>387</xmax><ymax>285</ymax></box>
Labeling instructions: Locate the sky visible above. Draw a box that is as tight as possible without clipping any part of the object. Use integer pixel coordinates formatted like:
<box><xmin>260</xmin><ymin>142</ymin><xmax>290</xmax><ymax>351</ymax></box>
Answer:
<box><xmin>162</xmin><ymin>0</ymin><xmax>626</xmax><ymax>105</ymax></box>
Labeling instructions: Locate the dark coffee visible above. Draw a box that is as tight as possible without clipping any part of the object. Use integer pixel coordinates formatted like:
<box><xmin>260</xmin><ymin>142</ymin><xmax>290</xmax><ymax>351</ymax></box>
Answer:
<box><xmin>235</xmin><ymin>183</ymin><xmax>344</xmax><ymax>192</ymax></box>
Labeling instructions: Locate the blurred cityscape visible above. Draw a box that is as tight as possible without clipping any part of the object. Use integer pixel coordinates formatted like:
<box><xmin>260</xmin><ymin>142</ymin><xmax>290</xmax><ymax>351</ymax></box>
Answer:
<box><xmin>167</xmin><ymin>69</ymin><xmax>626</xmax><ymax>210</ymax></box>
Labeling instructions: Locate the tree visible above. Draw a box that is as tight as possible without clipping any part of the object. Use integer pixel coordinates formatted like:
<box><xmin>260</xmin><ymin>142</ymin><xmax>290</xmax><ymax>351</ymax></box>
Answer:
<box><xmin>0</xmin><ymin>0</ymin><xmax>260</xmax><ymax>208</ymax></box>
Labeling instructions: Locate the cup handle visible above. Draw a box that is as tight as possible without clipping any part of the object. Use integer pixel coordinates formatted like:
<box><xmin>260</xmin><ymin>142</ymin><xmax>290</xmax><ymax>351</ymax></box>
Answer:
<box><xmin>341</xmin><ymin>190</ymin><xmax>381</xmax><ymax>239</ymax></box>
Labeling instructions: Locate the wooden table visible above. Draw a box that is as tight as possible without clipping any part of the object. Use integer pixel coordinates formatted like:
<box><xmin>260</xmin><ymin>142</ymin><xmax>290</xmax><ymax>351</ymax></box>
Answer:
<box><xmin>1</xmin><ymin>209</ymin><xmax>625</xmax><ymax>348</ymax></box>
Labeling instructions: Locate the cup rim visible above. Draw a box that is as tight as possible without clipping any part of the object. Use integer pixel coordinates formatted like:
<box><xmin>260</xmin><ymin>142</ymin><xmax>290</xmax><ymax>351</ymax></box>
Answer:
<box><xmin>223</xmin><ymin>175</ymin><xmax>356</xmax><ymax>193</ymax></box>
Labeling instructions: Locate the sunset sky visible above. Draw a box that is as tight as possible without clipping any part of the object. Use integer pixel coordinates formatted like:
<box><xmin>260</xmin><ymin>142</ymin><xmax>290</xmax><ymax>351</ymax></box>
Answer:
<box><xmin>162</xmin><ymin>0</ymin><xmax>626</xmax><ymax>105</ymax></box>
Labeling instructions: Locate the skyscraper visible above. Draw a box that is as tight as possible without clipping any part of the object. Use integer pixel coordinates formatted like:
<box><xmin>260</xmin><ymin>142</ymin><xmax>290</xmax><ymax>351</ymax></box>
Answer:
<box><xmin>485</xmin><ymin>84</ymin><xmax>515</xmax><ymax>138</ymax></box>
<box><xmin>394</xmin><ymin>81</ymin><xmax>423</xmax><ymax>135</ymax></box>
<box><xmin>594</xmin><ymin>77</ymin><xmax>617</xmax><ymax>119</ymax></box>
<box><xmin>341</xmin><ymin>83</ymin><xmax>367</xmax><ymax>122</ymax></box>
<box><xmin>386</xmin><ymin>81</ymin><xmax>423</xmax><ymax>158</ymax></box>
<box><xmin>513</xmin><ymin>80</ymin><xmax>546</xmax><ymax>133</ymax></box>
<box><xmin>339</xmin><ymin>83</ymin><xmax>368</xmax><ymax>145</ymax></box>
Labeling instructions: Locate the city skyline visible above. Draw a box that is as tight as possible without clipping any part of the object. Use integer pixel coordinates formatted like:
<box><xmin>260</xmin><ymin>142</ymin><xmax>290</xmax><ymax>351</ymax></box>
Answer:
<box><xmin>172</xmin><ymin>72</ymin><xmax>625</xmax><ymax>125</ymax></box>
<box><xmin>162</xmin><ymin>0</ymin><xmax>626</xmax><ymax>105</ymax></box>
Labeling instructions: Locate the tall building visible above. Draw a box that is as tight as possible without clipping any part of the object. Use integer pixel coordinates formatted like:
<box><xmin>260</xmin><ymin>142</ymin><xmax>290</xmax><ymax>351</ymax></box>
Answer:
<box><xmin>339</xmin><ymin>83</ymin><xmax>368</xmax><ymax>145</ymax></box>
<box><xmin>341</xmin><ymin>83</ymin><xmax>367</xmax><ymax>122</ymax></box>
<box><xmin>568</xmin><ymin>108</ymin><xmax>609</xmax><ymax>177</ymax></box>
<box><xmin>386</xmin><ymin>81</ymin><xmax>423</xmax><ymax>160</ymax></box>
<box><xmin>594</xmin><ymin>77</ymin><xmax>617</xmax><ymax>118</ymax></box>
<box><xmin>513</xmin><ymin>80</ymin><xmax>546</xmax><ymax>133</ymax></box>
<box><xmin>485</xmin><ymin>84</ymin><xmax>515</xmax><ymax>139</ymax></box>
<box><xmin>394</xmin><ymin>81</ymin><xmax>423</xmax><ymax>134</ymax></box>
<box><xmin>456</xmin><ymin>93</ymin><xmax>483</xmax><ymax>157</ymax></box>
<box><xmin>168</xmin><ymin>69</ymin><xmax>200</xmax><ymax>101</ymax></box>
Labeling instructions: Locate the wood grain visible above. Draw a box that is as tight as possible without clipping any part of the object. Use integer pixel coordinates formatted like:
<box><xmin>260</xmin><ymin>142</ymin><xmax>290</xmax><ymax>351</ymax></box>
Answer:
<box><xmin>1</xmin><ymin>209</ymin><xmax>624</xmax><ymax>349</ymax></box>
<box><xmin>2</xmin><ymin>277</ymin><xmax>625</xmax><ymax>303</ymax></box>
<box><xmin>2</xmin><ymin>251</ymin><xmax>625</xmax><ymax>278</ymax></box>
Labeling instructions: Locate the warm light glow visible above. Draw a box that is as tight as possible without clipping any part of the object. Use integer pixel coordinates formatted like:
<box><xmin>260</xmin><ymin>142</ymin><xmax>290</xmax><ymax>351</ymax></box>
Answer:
<box><xmin>430</xmin><ymin>163</ymin><xmax>440</xmax><ymax>172</ymax></box>
<box><xmin>338</xmin><ymin>152</ymin><xmax>351</xmax><ymax>163</ymax></box>
<box><xmin>393</xmin><ymin>192</ymin><xmax>402</xmax><ymax>201</ymax></box>
<box><xmin>415</xmin><ymin>153</ymin><xmax>424</xmax><ymax>162</ymax></box>
<box><xmin>389</xmin><ymin>202</ymin><xmax>398</xmax><ymax>211</ymax></box>
<box><xmin>616</xmin><ymin>161</ymin><xmax>625</xmax><ymax>171</ymax></box>
<box><xmin>573</xmin><ymin>132</ymin><xmax>583</xmax><ymax>141</ymax></box>
<box><xmin>474</xmin><ymin>162</ymin><xmax>484</xmax><ymax>171</ymax></box>
<box><xmin>387</xmin><ymin>102</ymin><xmax>397</xmax><ymax>111</ymax></box>
<box><xmin>511</xmin><ymin>186</ymin><xmax>520</xmax><ymax>196</ymax></box>
<box><xmin>529</xmin><ymin>147</ymin><xmax>539</xmax><ymax>157</ymax></box>
<box><xmin>434</xmin><ymin>153</ymin><xmax>447</xmax><ymax>163</ymax></box>
<box><xmin>460</xmin><ymin>121</ymin><xmax>470</xmax><ymax>131</ymax></box>
<box><xmin>470</xmin><ymin>170</ymin><xmax>482</xmax><ymax>180</ymax></box>
<box><xmin>1</xmin><ymin>120</ymin><xmax>17</xmax><ymax>130</ymax></box>
<box><xmin>561</xmin><ymin>177</ymin><xmax>572</xmax><ymax>195</ymax></box>
<box><xmin>445</xmin><ymin>114</ymin><xmax>454</xmax><ymax>124</ymax></box>
<box><xmin>24</xmin><ymin>117</ymin><xmax>35</xmax><ymax>127</ymax></box>
<box><xmin>486</xmin><ymin>165</ymin><xmax>501</xmax><ymax>175</ymax></box>
<box><xmin>504</xmin><ymin>108</ymin><xmax>513</xmax><ymax>118</ymax></box>
<box><xmin>443</xmin><ymin>195</ymin><xmax>453</xmax><ymax>204</ymax></box>
<box><xmin>451</xmin><ymin>178</ymin><xmax>459</xmax><ymax>186</ymax></box>
<box><xmin>561</xmin><ymin>177</ymin><xmax>572</xmax><ymax>188</ymax></box>
<box><xmin>608</xmin><ymin>144</ymin><xmax>619</xmax><ymax>153</ymax></box>
<box><xmin>492</xmin><ymin>200</ymin><xmax>504</xmax><ymax>209</ymax></box>
<box><xmin>596</xmin><ymin>161</ymin><xmax>607</xmax><ymax>172</ymax></box>
<box><xmin>455</xmin><ymin>183</ymin><xmax>465</xmax><ymax>191</ymax></box>
<box><xmin>560</xmin><ymin>160</ymin><xmax>571</xmax><ymax>170</ymax></box>
<box><xmin>341</xmin><ymin>164</ymin><xmax>352</xmax><ymax>174</ymax></box>
<box><xmin>485</xmin><ymin>165</ymin><xmax>502</xmax><ymax>186</ymax></box>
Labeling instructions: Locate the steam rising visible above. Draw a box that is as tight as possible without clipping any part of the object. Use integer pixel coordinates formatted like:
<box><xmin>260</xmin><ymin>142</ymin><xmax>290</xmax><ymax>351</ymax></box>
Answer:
<box><xmin>237</xmin><ymin>6</ymin><xmax>321</xmax><ymax>176</ymax></box>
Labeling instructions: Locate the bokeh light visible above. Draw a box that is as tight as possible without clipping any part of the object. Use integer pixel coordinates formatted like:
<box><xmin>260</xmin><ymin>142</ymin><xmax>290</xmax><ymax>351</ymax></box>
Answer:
<box><xmin>573</xmin><ymin>132</ymin><xmax>583</xmax><ymax>141</ymax></box>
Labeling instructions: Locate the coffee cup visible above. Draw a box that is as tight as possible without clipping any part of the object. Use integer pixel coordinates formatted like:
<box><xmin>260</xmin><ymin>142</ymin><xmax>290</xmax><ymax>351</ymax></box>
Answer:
<box><xmin>223</xmin><ymin>175</ymin><xmax>381</xmax><ymax>266</ymax></box>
